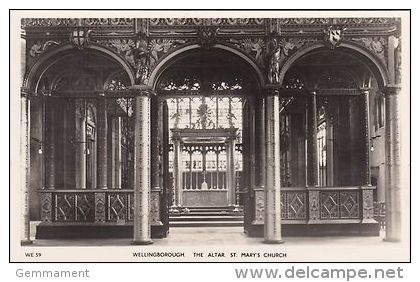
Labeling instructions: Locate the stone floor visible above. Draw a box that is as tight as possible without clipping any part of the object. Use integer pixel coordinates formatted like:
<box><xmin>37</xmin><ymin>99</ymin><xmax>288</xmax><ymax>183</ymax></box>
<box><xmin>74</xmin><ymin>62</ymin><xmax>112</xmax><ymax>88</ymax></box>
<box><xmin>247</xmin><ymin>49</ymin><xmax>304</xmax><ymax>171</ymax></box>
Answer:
<box><xmin>30</xmin><ymin>223</ymin><xmax>387</xmax><ymax>246</ymax></box>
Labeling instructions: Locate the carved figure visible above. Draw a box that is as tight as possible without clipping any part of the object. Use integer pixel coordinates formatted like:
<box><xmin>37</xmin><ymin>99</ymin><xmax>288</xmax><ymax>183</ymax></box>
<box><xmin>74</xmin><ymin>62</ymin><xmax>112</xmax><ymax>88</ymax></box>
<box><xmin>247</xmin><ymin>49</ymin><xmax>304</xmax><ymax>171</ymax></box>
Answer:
<box><xmin>267</xmin><ymin>36</ymin><xmax>281</xmax><ymax>84</ymax></box>
<box><xmin>29</xmin><ymin>40</ymin><xmax>60</xmax><ymax>57</ymax></box>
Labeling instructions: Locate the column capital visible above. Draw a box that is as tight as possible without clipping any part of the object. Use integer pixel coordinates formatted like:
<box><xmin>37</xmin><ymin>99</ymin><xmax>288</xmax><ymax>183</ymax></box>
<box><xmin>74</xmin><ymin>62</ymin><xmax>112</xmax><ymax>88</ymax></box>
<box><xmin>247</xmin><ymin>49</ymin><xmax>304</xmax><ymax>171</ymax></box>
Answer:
<box><xmin>359</xmin><ymin>88</ymin><xmax>372</xmax><ymax>95</ymax></box>
<box><xmin>20</xmin><ymin>87</ymin><xmax>34</xmax><ymax>99</ymax></box>
<box><xmin>129</xmin><ymin>85</ymin><xmax>156</xmax><ymax>97</ymax></box>
<box><xmin>383</xmin><ymin>85</ymin><xmax>401</xmax><ymax>96</ymax></box>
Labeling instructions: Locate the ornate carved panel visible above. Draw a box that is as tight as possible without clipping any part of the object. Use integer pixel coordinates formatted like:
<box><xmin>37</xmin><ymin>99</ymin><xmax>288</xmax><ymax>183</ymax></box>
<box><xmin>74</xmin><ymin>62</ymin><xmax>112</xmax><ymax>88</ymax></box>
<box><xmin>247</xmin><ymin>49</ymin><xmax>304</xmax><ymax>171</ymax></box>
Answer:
<box><xmin>308</xmin><ymin>190</ymin><xmax>320</xmax><ymax>221</ymax></box>
<box><xmin>340</xmin><ymin>191</ymin><xmax>359</xmax><ymax>219</ymax></box>
<box><xmin>320</xmin><ymin>191</ymin><xmax>340</xmax><ymax>219</ymax></box>
<box><xmin>54</xmin><ymin>193</ymin><xmax>75</xmax><ymax>222</ymax></box>
<box><xmin>362</xmin><ymin>188</ymin><xmax>374</xmax><ymax>220</ymax></box>
<box><xmin>53</xmin><ymin>193</ymin><xmax>95</xmax><ymax>222</ymax></box>
<box><xmin>75</xmin><ymin>194</ymin><xmax>95</xmax><ymax>221</ymax></box>
<box><xmin>107</xmin><ymin>193</ymin><xmax>128</xmax><ymax>221</ymax></box>
<box><xmin>285</xmin><ymin>191</ymin><xmax>307</xmax><ymax>220</ymax></box>
<box><xmin>320</xmin><ymin>190</ymin><xmax>360</xmax><ymax>220</ymax></box>
<box><xmin>40</xmin><ymin>192</ymin><xmax>53</xmax><ymax>222</ymax></box>
<box><xmin>94</xmin><ymin>192</ymin><xmax>106</xmax><ymax>222</ymax></box>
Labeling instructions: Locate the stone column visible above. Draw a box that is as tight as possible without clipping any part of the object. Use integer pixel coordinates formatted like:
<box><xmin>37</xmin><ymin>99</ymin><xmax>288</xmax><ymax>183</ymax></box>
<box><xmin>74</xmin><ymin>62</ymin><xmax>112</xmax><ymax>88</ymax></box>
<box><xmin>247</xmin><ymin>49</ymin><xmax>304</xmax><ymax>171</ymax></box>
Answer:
<box><xmin>259</xmin><ymin>98</ymin><xmax>266</xmax><ymax>188</ymax></box>
<box><xmin>21</xmin><ymin>89</ymin><xmax>32</xmax><ymax>245</ymax></box>
<box><xmin>132</xmin><ymin>94</ymin><xmax>153</xmax><ymax>245</ymax></box>
<box><xmin>264</xmin><ymin>95</ymin><xmax>283</xmax><ymax>244</ymax></box>
<box><xmin>172</xmin><ymin>139</ymin><xmax>183</xmax><ymax>207</ymax></box>
<box><xmin>307</xmin><ymin>91</ymin><xmax>319</xmax><ymax>187</ymax></box>
<box><xmin>45</xmin><ymin>97</ymin><xmax>56</xmax><ymax>189</ymax></box>
<box><xmin>112</xmin><ymin>117</ymin><xmax>122</xmax><ymax>189</ymax></box>
<box><xmin>227</xmin><ymin>137</ymin><xmax>236</xmax><ymax>207</ymax></box>
<box><xmin>96</xmin><ymin>96</ymin><xmax>108</xmax><ymax>189</ymax></box>
<box><xmin>361</xmin><ymin>89</ymin><xmax>372</xmax><ymax>186</ymax></box>
<box><xmin>150</xmin><ymin>96</ymin><xmax>163</xmax><ymax>226</ymax></box>
<box><xmin>252</xmin><ymin>97</ymin><xmax>266</xmax><ymax>225</ymax></box>
<box><xmin>384</xmin><ymin>86</ymin><xmax>401</xmax><ymax>242</ymax></box>
<box><xmin>151</xmin><ymin>98</ymin><xmax>160</xmax><ymax>191</ymax></box>
<box><xmin>75</xmin><ymin>99</ymin><xmax>86</xmax><ymax>189</ymax></box>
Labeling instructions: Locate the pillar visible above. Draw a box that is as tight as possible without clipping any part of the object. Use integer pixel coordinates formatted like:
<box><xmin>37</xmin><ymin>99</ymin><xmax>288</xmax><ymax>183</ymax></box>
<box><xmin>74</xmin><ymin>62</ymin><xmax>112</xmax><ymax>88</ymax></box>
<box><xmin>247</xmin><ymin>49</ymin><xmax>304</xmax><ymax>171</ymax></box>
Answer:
<box><xmin>384</xmin><ymin>86</ymin><xmax>401</xmax><ymax>242</ymax></box>
<box><xmin>75</xmin><ymin>99</ymin><xmax>86</xmax><ymax>189</ymax></box>
<box><xmin>259</xmin><ymin>98</ymin><xmax>266</xmax><ymax>188</ymax></box>
<box><xmin>252</xmin><ymin>97</ymin><xmax>266</xmax><ymax>225</ymax></box>
<box><xmin>150</xmin><ymin>96</ymin><xmax>163</xmax><ymax>226</ymax></box>
<box><xmin>227</xmin><ymin>137</ymin><xmax>236</xmax><ymax>206</ymax></box>
<box><xmin>45</xmin><ymin>97</ymin><xmax>56</xmax><ymax>189</ymax></box>
<box><xmin>97</xmin><ymin>96</ymin><xmax>108</xmax><ymax>189</ymax></box>
<box><xmin>361</xmin><ymin>89</ymin><xmax>372</xmax><ymax>186</ymax></box>
<box><xmin>307</xmin><ymin>91</ymin><xmax>319</xmax><ymax>187</ymax></box>
<box><xmin>264</xmin><ymin>95</ymin><xmax>283</xmax><ymax>244</ymax></box>
<box><xmin>132</xmin><ymin>94</ymin><xmax>153</xmax><ymax>245</ymax></box>
<box><xmin>111</xmin><ymin>117</ymin><xmax>122</xmax><ymax>189</ymax></box>
<box><xmin>21</xmin><ymin>89</ymin><xmax>32</xmax><ymax>245</ymax></box>
<box><xmin>172</xmin><ymin>139</ymin><xmax>183</xmax><ymax>207</ymax></box>
<box><xmin>151</xmin><ymin>97</ymin><xmax>160</xmax><ymax>191</ymax></box>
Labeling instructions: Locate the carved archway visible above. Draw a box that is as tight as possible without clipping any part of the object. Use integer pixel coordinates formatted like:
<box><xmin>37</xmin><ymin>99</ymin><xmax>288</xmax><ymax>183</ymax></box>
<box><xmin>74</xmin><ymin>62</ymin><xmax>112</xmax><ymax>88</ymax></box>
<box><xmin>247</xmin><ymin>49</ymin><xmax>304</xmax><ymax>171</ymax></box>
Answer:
<box><xmin>23</xmin><ymin>43</ymin><xmax>136</xmax><ymax>91</ymax></box>
<box><xmin>278</xmin><ymin>42</ymin><xmax>390</xmax><ymax>88</ymax></box>
<box><xmin>148</xmin><ymin>43</ymin><xmax>266</xmax><ymax>90</ymax></box>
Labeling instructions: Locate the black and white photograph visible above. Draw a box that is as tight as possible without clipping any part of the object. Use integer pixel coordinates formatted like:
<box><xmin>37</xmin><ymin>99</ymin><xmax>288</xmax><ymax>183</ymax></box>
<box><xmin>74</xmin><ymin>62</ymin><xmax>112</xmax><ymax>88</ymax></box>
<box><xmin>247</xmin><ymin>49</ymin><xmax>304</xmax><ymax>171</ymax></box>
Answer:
<box><xmin>9</xmin><ymin>10</ymin><xmax>410</xmax><ymax>263</ymax></box>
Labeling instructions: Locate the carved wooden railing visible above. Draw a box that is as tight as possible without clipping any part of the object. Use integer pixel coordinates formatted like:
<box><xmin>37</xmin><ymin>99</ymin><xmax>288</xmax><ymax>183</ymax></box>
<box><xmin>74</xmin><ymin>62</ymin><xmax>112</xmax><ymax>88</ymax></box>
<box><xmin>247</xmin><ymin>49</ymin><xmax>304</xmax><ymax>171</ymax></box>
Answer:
<box><xmin>39</xmin><ymin>189</ymin><xmax>161</xmax><ymax>225</ymax></box>
<box><xmin>253</xmin><ymin>186</ymin><xmax>376</xmax><ymax>224</ymax></box>
<box><xmin>39</xmin><ymin>186</ymin><xmax>375</xmax><ymax>225</ymax></box>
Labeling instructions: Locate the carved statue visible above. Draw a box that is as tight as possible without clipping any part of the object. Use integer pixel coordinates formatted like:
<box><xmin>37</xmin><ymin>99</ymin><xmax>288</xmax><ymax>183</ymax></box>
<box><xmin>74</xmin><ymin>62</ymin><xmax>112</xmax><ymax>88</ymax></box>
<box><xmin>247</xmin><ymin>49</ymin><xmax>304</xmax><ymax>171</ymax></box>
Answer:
<box><xmin>267</xmin><ymin>36</ymin><xmax>281</xmax><ymax>84</ymax></box>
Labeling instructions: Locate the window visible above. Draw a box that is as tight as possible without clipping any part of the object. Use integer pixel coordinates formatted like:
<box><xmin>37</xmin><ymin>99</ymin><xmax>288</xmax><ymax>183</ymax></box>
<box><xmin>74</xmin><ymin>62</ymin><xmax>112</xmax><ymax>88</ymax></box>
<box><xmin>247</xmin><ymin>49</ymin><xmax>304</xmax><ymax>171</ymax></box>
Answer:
<box><xmin>167</xmin><ymin>96</ymin><xmax>243</xmax><ymax>142</ymax></box>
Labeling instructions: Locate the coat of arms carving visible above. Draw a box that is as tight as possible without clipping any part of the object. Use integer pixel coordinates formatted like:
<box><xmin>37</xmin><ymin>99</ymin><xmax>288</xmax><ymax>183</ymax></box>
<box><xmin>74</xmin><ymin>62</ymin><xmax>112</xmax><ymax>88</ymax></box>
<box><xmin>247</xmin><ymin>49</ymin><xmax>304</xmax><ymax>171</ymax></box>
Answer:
<box><xmin>323</xmin><ymin>26</ymin><xmax>346</xmax><ymax>49</ymax></box>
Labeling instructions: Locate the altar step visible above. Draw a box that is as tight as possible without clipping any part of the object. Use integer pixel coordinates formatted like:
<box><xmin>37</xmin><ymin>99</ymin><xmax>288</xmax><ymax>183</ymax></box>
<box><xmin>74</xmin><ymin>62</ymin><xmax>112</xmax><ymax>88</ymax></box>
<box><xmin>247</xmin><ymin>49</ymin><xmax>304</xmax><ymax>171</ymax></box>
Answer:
<box><xmin>169</xmin><ymin>206</ymin><xmax>244</xmax><ymax>228</ymax></box>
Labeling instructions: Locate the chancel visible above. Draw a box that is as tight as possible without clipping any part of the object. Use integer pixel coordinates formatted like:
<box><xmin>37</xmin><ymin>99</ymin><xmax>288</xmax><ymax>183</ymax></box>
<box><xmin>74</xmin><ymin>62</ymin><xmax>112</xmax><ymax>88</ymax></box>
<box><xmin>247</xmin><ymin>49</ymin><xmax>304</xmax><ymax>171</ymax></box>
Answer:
<box><xmin>19</xmin><ymin>17</ymin><xmax>402</xmax><ymax>245</ymax></box>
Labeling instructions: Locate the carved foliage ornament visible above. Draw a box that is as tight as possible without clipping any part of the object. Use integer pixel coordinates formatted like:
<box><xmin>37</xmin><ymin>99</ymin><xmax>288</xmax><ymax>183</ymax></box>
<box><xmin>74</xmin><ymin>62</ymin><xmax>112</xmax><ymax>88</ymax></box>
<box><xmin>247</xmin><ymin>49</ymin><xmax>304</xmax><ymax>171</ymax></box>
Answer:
<box><xmin>96</xmin><ymin>36</ymin><xmax>187</xmax><ymax>85</ymax></box>
<box><xmin>148</xmin><ymin>18</ymin><xmax>265</xmax><ymax>26</ymax></box>
<box><xmin>197</xmin><ymin>26</ymin><xmax>219</xmax><ymax>49</ymax></box>
<box><xmin>227</xmin><ymin>38</ymin><xmax>265</xmax><ymax>66</ymax></box>
<box><xmin>323</xmin><ymin>26</ymin><xmax>346</xmax><ymax>49</ymax></box>
<box><xmin>352</xmin><ymin>36</ymin><xmax>386</xmax><ymax>62</ymax></box>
